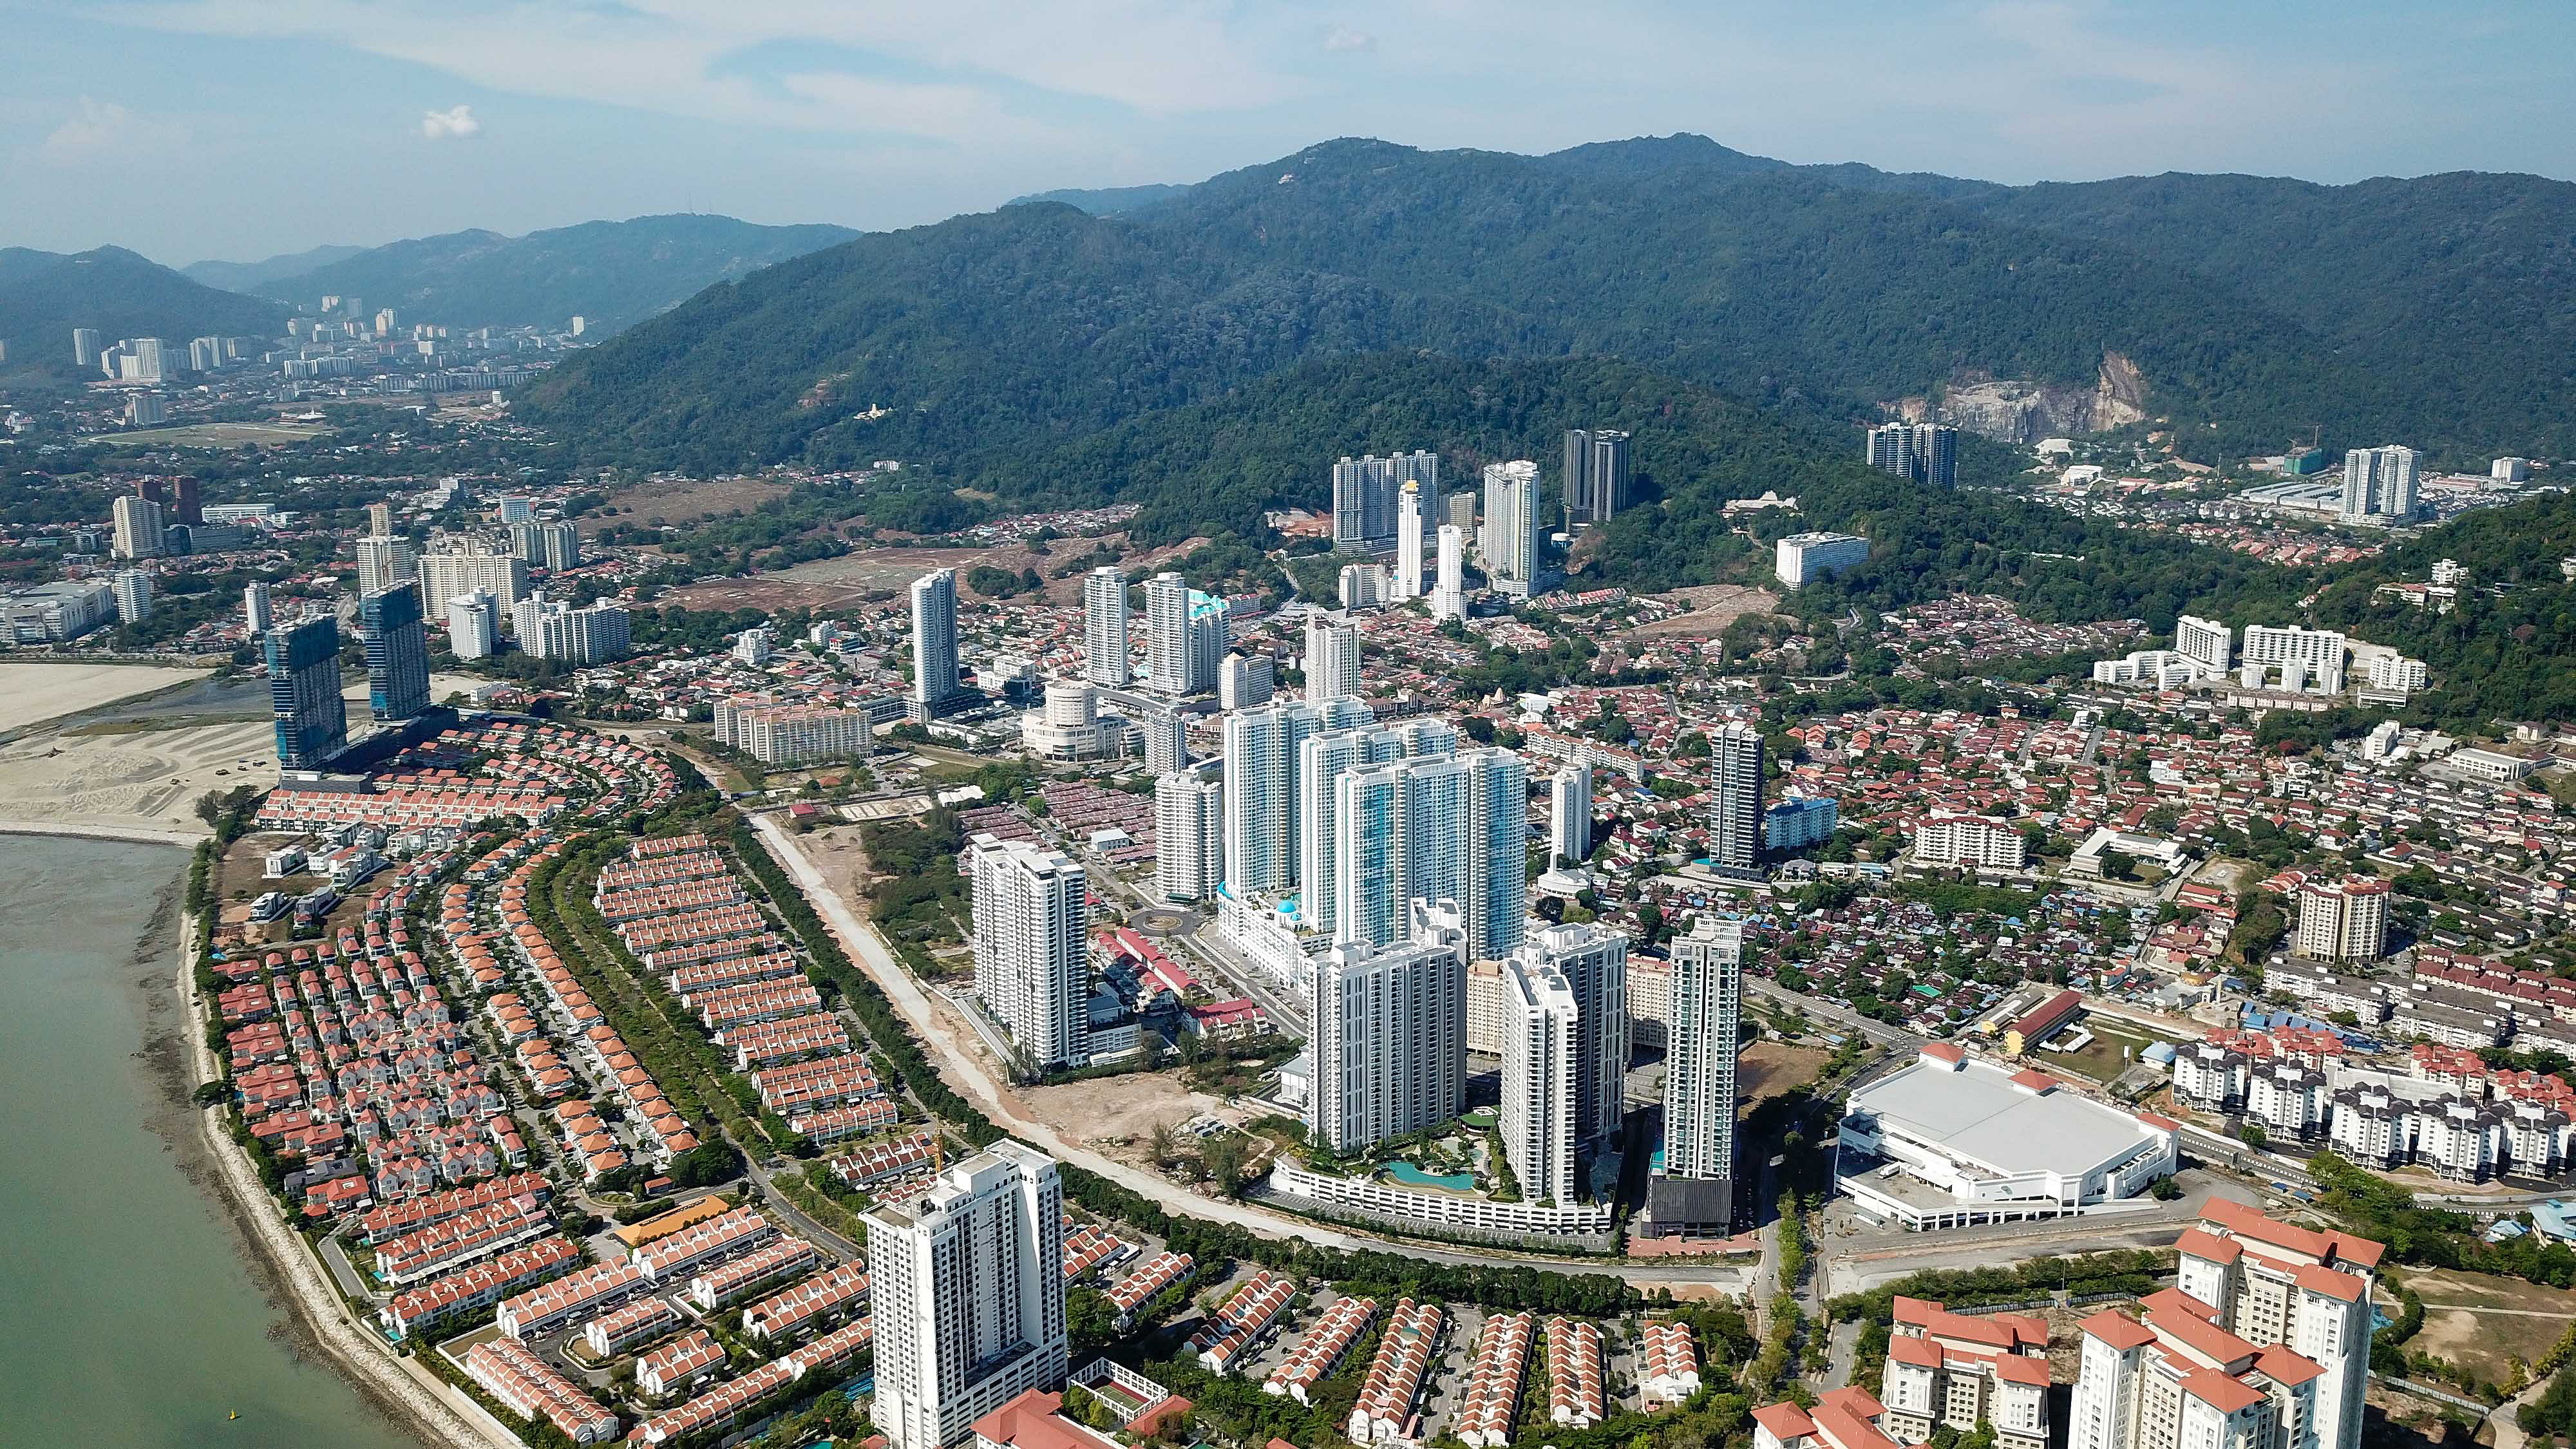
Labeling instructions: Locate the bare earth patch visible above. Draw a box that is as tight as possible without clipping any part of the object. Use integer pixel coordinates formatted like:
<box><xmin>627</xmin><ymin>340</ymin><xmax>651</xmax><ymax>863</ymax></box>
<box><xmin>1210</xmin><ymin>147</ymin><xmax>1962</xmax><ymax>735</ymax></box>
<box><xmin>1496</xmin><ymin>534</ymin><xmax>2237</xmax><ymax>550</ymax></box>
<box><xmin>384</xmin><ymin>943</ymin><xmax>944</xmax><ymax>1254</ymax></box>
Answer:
<box><xmin>1627</xmin><ymin>583</ymin><xmax>1783</xmax><ymax>639</ymax></box>
<box><xmin>603</xmin><ymin>475</ymin><xmax>793</xmax><ymax>525</ymax></box>
<box><xmin>2403</xmin><ymin>1267</ymin><xmax>2576</xmax><ymax>1387</ymax></box>
<box><xmin>665</xmin><ymin>533</ymin><xmax>1200</xmax><ymax>614</ymax></box>
<box><xmin>0</xmin><ymin>716</ymin><xmax>272</xmax><ymax>835</ymax></box>
<box><xmin>0</xmin><ymin>662</ymin><xmax>211</xmax><ymax>734</ymax></box>
<box><xmin>1738</xmin><ymin>1041</ymin><xmax>1830</xmax><ymax>1109</ymax></box>
<box><xmin>1021</xmin><ymin>1074</ymin><xmax>1229</xmax><ymax>1163</ymax></box>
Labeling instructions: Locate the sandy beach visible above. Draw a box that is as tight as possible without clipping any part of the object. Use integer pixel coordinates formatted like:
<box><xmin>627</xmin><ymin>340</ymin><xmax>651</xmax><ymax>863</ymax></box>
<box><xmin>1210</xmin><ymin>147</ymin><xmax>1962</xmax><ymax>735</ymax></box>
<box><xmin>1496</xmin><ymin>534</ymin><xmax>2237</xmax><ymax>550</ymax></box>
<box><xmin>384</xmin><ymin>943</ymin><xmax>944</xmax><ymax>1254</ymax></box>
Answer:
<box><xmin>0</xmin><ymin>663</ymin><xmax>507</xmax><ymax>842</ymax></box>
<box><xmin>0</xmin><ymin>716</ymin><xmax>271</xmax><ymax>837</ymax></box>
<box><xmin>0</xmin><ymin>661</ymin><xmax>213</xmax><ymax>734</ymax></box>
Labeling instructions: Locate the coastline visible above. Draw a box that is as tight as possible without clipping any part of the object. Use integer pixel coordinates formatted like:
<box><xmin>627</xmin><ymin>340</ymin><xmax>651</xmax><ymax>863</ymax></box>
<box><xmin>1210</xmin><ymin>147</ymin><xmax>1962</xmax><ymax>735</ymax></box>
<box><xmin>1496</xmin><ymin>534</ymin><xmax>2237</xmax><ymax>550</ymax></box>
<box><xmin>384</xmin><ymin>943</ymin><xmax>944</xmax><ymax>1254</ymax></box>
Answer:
<box><xmin>0</xmin><ymin>817</ymin><xmax>209</xmax><ymax>847</ymax></box>
<box><xmin>140</xmin><ymin>847</ymin><xmax>521</xmax><ymax>1449</ymax></box>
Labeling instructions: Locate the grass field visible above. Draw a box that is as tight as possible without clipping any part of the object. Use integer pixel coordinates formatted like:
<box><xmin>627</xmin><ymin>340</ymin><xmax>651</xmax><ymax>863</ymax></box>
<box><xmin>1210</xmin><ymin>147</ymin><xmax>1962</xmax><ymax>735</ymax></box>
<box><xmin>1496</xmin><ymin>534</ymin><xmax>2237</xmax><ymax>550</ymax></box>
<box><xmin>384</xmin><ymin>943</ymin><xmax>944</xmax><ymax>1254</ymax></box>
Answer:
<box><xmin>2039</xmin><ymin>1018</ymin><xmax>2163</xmax><ymax>1083</ymax></box>
<box><xmin>101</xmin><ymin>421</ymin><xmax>329</xmax><ymax>448</ymax></box>
<box><xmin>603</xmin><ymin>474</ymin><xmax>792</xmax><ymax>524</ymax></box>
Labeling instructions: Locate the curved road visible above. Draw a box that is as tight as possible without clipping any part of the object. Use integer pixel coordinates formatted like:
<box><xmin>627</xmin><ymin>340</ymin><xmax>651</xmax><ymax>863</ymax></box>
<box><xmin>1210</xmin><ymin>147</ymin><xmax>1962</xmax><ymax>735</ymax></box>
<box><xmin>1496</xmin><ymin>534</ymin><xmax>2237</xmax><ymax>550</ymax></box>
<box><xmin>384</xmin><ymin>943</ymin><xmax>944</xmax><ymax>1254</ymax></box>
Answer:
<box><xmin>750</xmin><ymin>814</ymin><xmax>1744</xmax><ymax>1287</ymax></box>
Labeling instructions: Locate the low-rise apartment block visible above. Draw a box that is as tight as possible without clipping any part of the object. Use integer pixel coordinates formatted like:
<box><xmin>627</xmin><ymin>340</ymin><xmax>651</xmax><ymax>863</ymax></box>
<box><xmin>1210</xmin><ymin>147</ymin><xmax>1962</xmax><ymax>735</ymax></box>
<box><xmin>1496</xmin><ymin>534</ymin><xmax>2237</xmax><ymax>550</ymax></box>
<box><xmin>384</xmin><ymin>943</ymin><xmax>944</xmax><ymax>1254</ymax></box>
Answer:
<box><xmin>715</xmin><ymin>698</ymin><xmax>874</xmax><ymax>765</ymax></box>
<box><xmin>1879</xmin><ymin>1298</ymin><xmax>2050</xmax><ymax>1449</ymax></box>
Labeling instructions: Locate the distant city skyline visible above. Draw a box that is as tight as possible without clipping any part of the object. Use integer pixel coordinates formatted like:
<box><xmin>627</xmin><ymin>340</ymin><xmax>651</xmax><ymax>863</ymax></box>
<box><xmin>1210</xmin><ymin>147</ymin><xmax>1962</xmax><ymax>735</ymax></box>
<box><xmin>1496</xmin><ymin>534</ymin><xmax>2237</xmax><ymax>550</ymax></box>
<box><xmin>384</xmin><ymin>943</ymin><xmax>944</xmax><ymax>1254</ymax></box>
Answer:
<box><xmin>3</xmin><ymin>2</ymin><xmax>2571</xmax><ymax>262</ymax></box>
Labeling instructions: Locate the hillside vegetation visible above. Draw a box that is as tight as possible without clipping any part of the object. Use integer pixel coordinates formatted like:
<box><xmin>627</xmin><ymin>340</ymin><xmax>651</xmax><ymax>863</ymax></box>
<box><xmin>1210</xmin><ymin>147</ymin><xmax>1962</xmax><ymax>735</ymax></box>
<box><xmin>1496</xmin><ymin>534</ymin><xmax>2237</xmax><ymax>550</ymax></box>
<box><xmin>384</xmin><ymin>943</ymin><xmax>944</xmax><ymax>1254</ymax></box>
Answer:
<box><xmin>0</xmin><ymin>247</ymin><xmax>289</xmax><ymax>374</ymax></box>
<box><xmin>518</xmin><ymin>135</ymin><xmax>2576</xmax><ymax>471</ymax></box>
<box><xmin>249</xmin><ymin>213</ymin><xmax>860</xmax><ymax>332</ymax></box>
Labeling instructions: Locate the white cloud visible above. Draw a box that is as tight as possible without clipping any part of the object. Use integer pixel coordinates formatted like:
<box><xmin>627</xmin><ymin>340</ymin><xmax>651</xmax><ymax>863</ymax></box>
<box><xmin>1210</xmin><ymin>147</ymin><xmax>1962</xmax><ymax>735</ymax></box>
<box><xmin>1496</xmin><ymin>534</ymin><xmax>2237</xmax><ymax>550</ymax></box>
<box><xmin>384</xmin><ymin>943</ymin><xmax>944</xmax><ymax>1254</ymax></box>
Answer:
<box><xmin>421</xmin><ymin>104</ymin><xmax>482</xmax><ymax>140</ymax></box>
<box><xmin>104</xmin><ymin>0</ymin><xmax>1301</xmax><ymax>140</ymax></box>
<box><xmin>1323</xmin><ymin>26</ymin><xmax>1376</xmax><ymax>53</ymax></box>
<box><xmin>39</xmin><ymin>96</ymin><xmax>187</xmax><ymax>166</ymax></box>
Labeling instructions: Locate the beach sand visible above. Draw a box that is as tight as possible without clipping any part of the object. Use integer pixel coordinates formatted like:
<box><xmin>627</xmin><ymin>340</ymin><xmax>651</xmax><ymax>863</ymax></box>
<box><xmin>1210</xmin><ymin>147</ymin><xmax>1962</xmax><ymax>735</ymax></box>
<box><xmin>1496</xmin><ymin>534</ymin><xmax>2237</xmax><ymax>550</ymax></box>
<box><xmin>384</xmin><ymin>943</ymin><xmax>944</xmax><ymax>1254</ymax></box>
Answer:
<box><xmin>0</xmin><ymin>716</ymin><xmax>272</xmax><ymax>838</ymax></box>
<box><xmin>0</xmin><ymin>661</ymin><xmax>213</xmax><ymax>734</ymax></box>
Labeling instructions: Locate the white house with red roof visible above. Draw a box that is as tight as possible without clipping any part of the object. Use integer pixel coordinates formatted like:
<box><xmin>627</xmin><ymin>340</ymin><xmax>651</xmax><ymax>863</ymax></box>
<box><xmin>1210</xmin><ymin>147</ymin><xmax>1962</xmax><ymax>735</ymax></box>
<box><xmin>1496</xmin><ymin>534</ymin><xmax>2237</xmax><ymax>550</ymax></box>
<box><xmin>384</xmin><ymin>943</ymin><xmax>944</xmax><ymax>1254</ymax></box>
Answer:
<box><xmin>1754</xmin><ymin>1386</ymin><xmax>1906</xmax><ymax>1449</ymax></box>
<box><xmin>1879</xmin><ymin>1297</ymin><xmax>2052</xmax><ymax>1449</ymax></box>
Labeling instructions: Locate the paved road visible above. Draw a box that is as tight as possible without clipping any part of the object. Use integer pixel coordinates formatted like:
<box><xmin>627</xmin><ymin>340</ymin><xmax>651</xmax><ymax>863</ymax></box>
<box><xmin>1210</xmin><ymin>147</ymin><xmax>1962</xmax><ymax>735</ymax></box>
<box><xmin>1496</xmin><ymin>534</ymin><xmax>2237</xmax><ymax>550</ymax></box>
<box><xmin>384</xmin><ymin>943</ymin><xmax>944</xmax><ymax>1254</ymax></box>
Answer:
<box><xmin>1821</xmin><ymin>1318</ymin><xmax>1861</xmax><ymax>1390</ymax></box>
<box><xmin>750</xmin><ymin>815</ymin><xmax>1745</xmax><ymax>1287</ymax></box>
<box><xmin>742</xmin><ymin>1153</ymin><xmax>862</xmax><ymax>1260</ymax></box>
<box><xmin>1746</xmin><ymin>976</ymin><xmax>1922</xmax><ymax>1050</ymax></box>
<box><xmin>319</xmin><ymin>1236</ymin><xmax>374</xmax><ymax>1302</ymax></box>
<box><xmin>2490</xmin><ymin>1369</ymin><xmax>2546</xmax><ymax>1449</ymax></box>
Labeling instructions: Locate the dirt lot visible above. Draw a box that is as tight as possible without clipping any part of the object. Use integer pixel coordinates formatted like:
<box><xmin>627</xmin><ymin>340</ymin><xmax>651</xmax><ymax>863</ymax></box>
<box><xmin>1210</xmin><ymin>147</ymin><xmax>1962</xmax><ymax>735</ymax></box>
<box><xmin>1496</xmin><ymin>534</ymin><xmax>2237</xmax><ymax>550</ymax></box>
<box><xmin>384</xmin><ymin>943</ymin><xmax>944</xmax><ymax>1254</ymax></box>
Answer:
<box><xmin>800</xmin><ymin>816</ymin><xmax>1232</xmax><ymax>1164</ymax></box>
<box><xmin>1625</xmin><ymin>583</ymin><xmax>1783</xmax><ymax>639</ymax></box>
<box><xmin>1023</xmin><ymin>1074</ymin><xmax>1230</xmax><ymax>1162</ymax></box>
<box><xmin>603</xmin><ymin>474</ymin><xmax>793</xmax><ymax>525</ymax></box>
<box><xmin>213</xmin><ymin>829</ymin><xmax>402</xmax><ymax>940</ymax></box>
<box><xmin>0</xmin><ymin>661</ymin><xmax>211</xmax><ymax>734</ymax></box>
<box><xmin>797</xmin><ymin>824</ymin><xmax>881</xmax><ymax>909</ymax></box>
<box><xmin>666</xmin><ymin>545</ymin><xmax>1010</xmax><ymax>613</ymax></box>
<box><xmin>103</xmin><ymin>420</ymin><xmax>330</xmax><ymax>449</ymax></box>
<box><xmin>0</xmin><ymin>714</ymin><xmax>272</xmax><ymax>835</ymax></box>
<box><xmin>1739</xmin><ymin>1041</ymin><xmax>1831</xmax><ymax>1109</ymax></box>
<box><xmin>663</xmin><ymin>533</ymin><xmax>1202</xmax><ymax>614</ymax></box>
<box><xmin>2402</xmin><ymin>1267</ymin><xmax>2576</xmax><ymax>1386</ymax></box>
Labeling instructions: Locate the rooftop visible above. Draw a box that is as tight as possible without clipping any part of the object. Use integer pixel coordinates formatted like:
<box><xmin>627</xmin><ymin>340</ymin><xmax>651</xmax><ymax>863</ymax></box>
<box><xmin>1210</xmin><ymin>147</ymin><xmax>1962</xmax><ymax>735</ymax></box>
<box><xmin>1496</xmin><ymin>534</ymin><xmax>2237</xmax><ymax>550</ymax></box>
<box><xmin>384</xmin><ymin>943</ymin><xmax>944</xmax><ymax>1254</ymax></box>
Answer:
<box><xmin>1847</xmin><ymin>1054</ymin><xmax>2166</xmax><ymax>1180</ymax></box>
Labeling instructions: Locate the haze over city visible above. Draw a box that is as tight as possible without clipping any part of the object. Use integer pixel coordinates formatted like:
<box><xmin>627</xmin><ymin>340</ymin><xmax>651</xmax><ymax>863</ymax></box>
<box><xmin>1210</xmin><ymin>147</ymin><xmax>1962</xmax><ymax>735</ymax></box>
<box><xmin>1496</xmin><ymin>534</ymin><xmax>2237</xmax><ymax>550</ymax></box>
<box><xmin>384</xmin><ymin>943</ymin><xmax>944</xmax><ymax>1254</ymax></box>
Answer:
<box><xmin>4</xmin><ymin>1</ymin><xmax>2574</xmax><ymax>260</ymax></box>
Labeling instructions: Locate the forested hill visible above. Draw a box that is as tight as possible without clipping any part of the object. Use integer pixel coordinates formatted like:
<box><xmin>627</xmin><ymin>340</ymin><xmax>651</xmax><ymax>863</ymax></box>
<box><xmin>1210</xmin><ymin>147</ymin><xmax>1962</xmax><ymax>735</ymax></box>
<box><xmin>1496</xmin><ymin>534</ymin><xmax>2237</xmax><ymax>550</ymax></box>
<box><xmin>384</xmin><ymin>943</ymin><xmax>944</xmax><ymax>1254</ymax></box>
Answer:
<box><xmin>516</xmin><ymin>135</ymin><xmax>2576</xmax><ymax>474</ymax></box>
<box><xmin>2306</xmin><ymin>489</ymin><xmax>2576</xmax><ymax>730</ymax></box>
<box><xmin>954</xmin><ymin>347</ymin><xmax>2572</xmax><ymax>733</ymax></box>
<box><xmin>1002</xmin><ymin>183</ymin><xmax>1193</xmax><ymax>216</ymax></box>
<box><xmin>247</xmin><ymin>214</ymin><xmax>860</xmax><ymax>333</ymax></box>
<box><xmin>932</xmin><ymin>350</ymin><xmax>2302</xmax><ymax>630</ymax></box>
<box><xmin>0</xmin><ymin>247</ymin><xmax>289</xmax><ymax>374</ymax></box>
<box><xmin>1947</xmin><ymin>170</ymin><xmax>2576</xmax><ymax>468</ymax></box>
<box><xmin>181</xmin><ymin>243</ymin><xmax>366</xmax><ymax>294</ymax></box>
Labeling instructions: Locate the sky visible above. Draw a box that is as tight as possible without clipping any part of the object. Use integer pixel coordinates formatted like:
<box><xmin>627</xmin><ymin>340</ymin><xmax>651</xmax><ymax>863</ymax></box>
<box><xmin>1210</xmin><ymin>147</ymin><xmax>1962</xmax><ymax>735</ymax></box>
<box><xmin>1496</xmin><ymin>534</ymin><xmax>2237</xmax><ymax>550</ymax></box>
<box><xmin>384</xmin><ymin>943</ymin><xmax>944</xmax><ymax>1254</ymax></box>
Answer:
<box><xmin>3</xmin><ymin>1</ymin><xmax>2571</xmax><ymax>266</ymax></box>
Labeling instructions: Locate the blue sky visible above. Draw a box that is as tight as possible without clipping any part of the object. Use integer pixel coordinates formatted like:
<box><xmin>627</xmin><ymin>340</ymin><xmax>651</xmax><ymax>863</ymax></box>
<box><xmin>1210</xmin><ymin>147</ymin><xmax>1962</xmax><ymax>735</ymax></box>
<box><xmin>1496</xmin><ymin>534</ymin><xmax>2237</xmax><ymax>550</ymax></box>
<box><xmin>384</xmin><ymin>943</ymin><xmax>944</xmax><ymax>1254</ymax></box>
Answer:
<box><xmin>3</xmin><ymin>1</ymin><xmax>2570</xmax><ymax>265</ymax></box>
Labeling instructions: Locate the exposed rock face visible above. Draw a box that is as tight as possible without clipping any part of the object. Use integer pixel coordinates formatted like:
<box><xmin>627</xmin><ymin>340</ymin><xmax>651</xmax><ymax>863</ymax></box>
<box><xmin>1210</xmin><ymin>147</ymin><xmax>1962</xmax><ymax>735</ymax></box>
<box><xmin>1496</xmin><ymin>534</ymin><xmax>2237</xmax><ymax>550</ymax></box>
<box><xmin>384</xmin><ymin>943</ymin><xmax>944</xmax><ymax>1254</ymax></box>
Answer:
<box><xmin>1895</xmin><ymin>352</ymin><xmax>2149</xmax><ymax>442</ymax></box>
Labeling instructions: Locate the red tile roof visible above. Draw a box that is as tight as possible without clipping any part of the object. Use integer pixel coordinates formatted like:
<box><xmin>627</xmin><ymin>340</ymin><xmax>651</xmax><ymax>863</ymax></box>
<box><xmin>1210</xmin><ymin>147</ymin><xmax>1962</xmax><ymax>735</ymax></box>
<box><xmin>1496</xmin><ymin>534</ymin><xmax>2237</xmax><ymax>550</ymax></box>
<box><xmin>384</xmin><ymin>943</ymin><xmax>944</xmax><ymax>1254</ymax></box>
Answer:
<box><xmin>1754</xmin><ymin>1403</ymin><xmax>1818</xmax><ymax>1441</ymax></box>
<box><xmin>2173</xmin><ymin>1227</ymin><xmax>2244</xmax><ymax>1264</ymax></box>
<box><xmin>2293</xmin><ymin>1264</ymin><xmax>2369</xmax><ymax>1302</ymax></box>
<box><xmin>2259</xmin><ymin>1347</ymin><xmax>2325</xmax><ymax>1386</ymax></box>
<box><xmin>2147</xmin><ymin>1300</ymin><xmax>2261</xmax><ymax>1370</ymax></box>
<box><xmin>2079</xmin><ymin>1311</ymin><xmax>2157</xmax><ymax>1352</ymax></box>
<box><xmin>1995</xmin><ymin>1355</ymin><xmax>2053</xmax><ymax>1387</ymax></box>
<box><xmin>2181</xmin><ymin>1368</ymin><xmax>2266</xmax><ymax>1415</ymax></box>
<box><xmin>969</xmin><ymin>1391</ymin><xmax>1121</xmax><ymax>1449</ymax></box>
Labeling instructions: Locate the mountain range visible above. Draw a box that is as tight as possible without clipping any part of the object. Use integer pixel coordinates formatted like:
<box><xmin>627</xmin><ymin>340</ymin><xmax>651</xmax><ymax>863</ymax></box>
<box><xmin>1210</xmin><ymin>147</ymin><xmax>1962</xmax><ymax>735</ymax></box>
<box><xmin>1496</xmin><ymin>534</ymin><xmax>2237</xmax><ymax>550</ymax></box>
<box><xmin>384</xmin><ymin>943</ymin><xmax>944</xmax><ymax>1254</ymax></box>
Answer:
<box><xmin>181</xmin><ymin>243</ymin><xmax>368</xmax><ymax>294</ymax></box>
<box><xmin>0</xmin><ymin>246</ymin><xmax>290</xmax><ymax>374</ymax></box>
<box><xmin>514</xmin><ymin>134</ymin><xmax>2576</xmax><ymax>491</ymax></box>
<box><xmin>202</xmin><ymin>214</ymin><xmax>860</xmax><ymax>334</ymax></box>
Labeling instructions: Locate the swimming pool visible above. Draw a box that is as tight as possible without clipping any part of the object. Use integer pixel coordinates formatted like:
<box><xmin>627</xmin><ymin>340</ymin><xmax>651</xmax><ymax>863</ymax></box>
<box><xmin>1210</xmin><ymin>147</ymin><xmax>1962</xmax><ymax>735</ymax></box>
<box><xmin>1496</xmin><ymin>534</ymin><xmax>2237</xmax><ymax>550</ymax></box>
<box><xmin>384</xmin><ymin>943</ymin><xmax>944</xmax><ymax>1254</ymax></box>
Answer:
<box><xmin>1383</xmin><ymin>1161</ymin><xmax>1477</xmax><ymax>1192</ymax></box>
